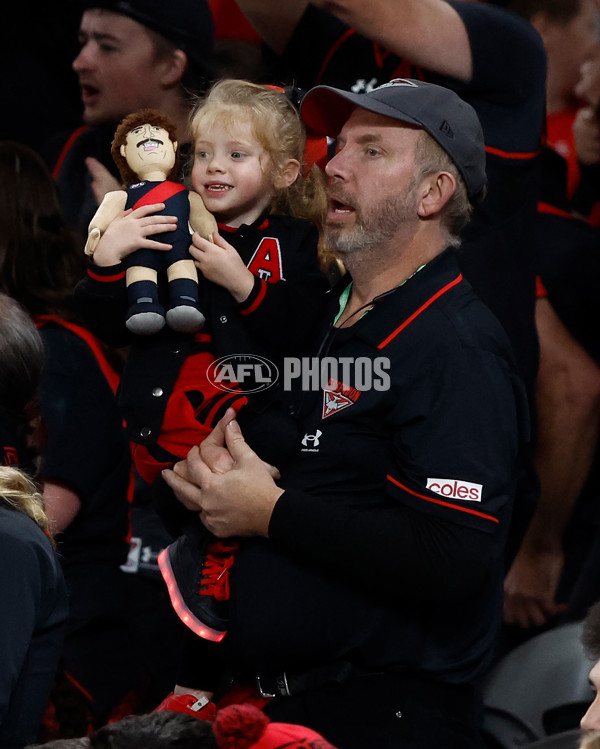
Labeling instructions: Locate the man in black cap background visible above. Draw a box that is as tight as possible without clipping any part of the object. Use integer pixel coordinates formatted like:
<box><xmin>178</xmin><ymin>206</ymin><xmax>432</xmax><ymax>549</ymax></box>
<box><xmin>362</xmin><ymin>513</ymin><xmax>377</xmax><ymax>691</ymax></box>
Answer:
<box><xmin>45</xmin><ymin>0</ymin><xmax>215</xmax><ymax>239</ymax></box>
<box><xmin>162</xmin><ymin>79</ymin><xmax>530</xmax><ymax>749</ymax></box>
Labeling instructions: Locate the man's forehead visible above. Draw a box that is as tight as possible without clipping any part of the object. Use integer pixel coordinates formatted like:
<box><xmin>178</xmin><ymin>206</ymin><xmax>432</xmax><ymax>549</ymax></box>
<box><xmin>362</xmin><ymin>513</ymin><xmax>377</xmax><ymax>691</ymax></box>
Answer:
<box><xmin>339</xmin><ymin>107</ymin><xmax>422</xmax><ymax>139</ymax></box>
<box><xmin>80</xmin><ymin>7</ymin><xmax>147</xmax><ymax>36</ymax></box>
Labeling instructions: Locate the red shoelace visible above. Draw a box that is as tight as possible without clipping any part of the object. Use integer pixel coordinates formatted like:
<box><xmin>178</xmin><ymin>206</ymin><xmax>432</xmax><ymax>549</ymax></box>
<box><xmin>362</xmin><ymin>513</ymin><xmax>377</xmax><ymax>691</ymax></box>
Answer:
<box><xmin>198</xmin><ymin>540</ymin><xmax>240</xmax><ymax>601</ymax></box>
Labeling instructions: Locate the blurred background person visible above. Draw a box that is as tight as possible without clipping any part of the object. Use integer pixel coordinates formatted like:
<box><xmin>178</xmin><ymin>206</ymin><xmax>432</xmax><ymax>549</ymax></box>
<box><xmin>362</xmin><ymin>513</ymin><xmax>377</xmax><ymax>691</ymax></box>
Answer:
<box><xmin>45</xmin><ymin>0</ymin><xmax>216</xmax><ymax>239</ymax></box>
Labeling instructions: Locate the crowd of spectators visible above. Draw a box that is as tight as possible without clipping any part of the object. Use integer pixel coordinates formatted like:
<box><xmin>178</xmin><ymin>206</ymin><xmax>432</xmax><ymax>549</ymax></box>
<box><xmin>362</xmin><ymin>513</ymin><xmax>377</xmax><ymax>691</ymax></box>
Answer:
<box><xmin>3</xmin><ymin>0</ymin><xmax>600</xmax><ymax>746</ymax></box>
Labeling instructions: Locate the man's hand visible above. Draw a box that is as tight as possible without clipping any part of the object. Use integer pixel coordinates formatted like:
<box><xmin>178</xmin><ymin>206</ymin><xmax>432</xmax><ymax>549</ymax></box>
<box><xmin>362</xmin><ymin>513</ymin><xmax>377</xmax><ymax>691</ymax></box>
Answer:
<box><xmin>190</xmin><ymin>230</ymin><xmax>255</xmax><ymax>302</ymax></box>
<box><xmin>86</xmin><ymin>157</ymin><xmax>121</xmax><ymax>205</ymax></box>
<box><xmin>162</xmin><ymin>412</ymin><xmax>283</xmax><ymax>538</ymax></box>
<box><xmin>574</xmin><ymin>106</ymin><xmax>600</xmax><ymax>166</ymax></box>
<box><xmin>503</xmin><ymin>543</ymin><xmax>567</xmax><ymax>628</ymax></box>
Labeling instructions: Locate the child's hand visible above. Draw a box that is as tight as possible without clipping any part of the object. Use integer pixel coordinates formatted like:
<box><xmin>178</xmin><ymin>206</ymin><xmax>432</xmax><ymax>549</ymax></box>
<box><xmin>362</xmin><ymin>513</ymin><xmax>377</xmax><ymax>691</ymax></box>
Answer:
<box><xmin>93</xmin><ymin>203</ymin><xmax>176</xmax><ymax>267</ymax></box>
<box><xmin>190</xmin><ymin>230</ymin><xmax>255</xmax><ymax>303</ymax></box>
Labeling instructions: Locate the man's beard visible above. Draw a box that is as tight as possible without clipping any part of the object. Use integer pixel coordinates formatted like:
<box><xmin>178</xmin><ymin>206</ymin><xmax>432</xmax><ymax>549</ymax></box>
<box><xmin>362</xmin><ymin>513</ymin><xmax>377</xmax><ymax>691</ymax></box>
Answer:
<box><xmin>324</xmin><ymin>182</ymin><xmax>419</xmax><ymax>257</ymax></box>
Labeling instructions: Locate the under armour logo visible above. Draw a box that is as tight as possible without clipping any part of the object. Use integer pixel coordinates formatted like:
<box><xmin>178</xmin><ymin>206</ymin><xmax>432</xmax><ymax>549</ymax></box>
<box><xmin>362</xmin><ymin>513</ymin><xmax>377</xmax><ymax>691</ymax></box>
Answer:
<box><xmin>301</xmin><ymin>429</ymin><xmax>322</xmax><ymax>448</ymax></box>
<box><xmin>351</xmin><ymin>77</ymin><xmax>378</xmax><ymax>93</ymax></box>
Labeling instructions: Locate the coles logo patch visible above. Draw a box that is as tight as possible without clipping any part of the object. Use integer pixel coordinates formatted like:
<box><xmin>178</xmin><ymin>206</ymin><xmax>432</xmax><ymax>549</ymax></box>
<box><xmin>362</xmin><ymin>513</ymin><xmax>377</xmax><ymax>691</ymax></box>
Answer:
<box><xmin>426</xmin><ymin>477</ymin><xmax>483</xmax><ymax>502</ymax></box>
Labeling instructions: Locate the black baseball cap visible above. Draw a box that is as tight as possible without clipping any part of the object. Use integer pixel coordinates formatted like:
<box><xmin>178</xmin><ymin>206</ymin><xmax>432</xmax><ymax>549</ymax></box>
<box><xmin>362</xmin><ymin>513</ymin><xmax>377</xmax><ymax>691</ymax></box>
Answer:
<box><xmin>80</xmin><ymin>0</ymin><xmax>214</xmax><ymax>76</ymax></box>
<box><xmin>300</xmin><ymin>78</ymin><xmax>487</xmax><ymax>202</ymax></box>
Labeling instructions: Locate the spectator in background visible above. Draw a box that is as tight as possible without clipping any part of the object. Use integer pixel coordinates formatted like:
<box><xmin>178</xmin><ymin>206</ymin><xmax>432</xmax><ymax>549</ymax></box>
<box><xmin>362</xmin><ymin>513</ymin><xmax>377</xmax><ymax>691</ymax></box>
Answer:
<box><xmin>46</xmin><ymin>0</ymin><xmax>216</xmax><ymax>239</ymax></box>
<box><xmin>0</xmin><ymin>141</ymin><xmax>148</xmax><ymax>737</ymax></box>
<box><xmin>505</xmin><ymin>0</ymin><xmax>599</xmax><ymax>202</ymax></box>
<box><xmin>208</xmin><ymin>0</ymin><xmax>268</xmax><ymax>80</ymax></box>
<box><xmin>0</xmin><ymin>464</ymin><xmax>68</xmax><ymax>749</ymax></box>
<box><xmin>580</xmin><ymin>602</ymin><xmax>600</xmax><ymax>730</ymax></box>
<box><xmin>0</xmin><ymin>296</ymin><xmax>69</xmax><ymax>746</ymax></box>
<box><xmin>572</xmin><ymin>44</ymin><xmax>600</xmax><ymax>224</ymax></box>
<box><xmin>0</xmin><ymin>294</ymin><xmax>46</xmax><ymax>477</ymax></box>
<box><xmin>500</xmin><ymin>0</ymin><xmax>600</xmax><ymax>636</ymax></box>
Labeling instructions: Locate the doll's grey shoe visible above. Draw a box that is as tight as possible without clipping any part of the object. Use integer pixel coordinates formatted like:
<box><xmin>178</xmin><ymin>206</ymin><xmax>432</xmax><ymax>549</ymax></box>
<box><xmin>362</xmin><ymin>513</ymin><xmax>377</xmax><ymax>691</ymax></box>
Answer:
<box><xmin>166</xmin><ymin>304</ymin><xmax>205</xmax><ymax>333</ymax></box>
<box><xmin>126</xmin><ymin>301</ymin><xmax>166</xmax><ymax>335</ymax></box>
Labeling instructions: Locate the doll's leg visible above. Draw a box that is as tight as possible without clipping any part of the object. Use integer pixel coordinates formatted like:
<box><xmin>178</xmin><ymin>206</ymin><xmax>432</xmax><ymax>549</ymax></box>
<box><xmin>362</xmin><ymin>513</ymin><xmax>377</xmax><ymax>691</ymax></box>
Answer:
<box><xmin>166</xmin><ymin>259</ymin><xmax>205</xmax><ymax>333</ymax></box>
<box><xmin>126</xmin><ymin>265</ymin><xmax>165</xmax><ymax>335</ymax></box>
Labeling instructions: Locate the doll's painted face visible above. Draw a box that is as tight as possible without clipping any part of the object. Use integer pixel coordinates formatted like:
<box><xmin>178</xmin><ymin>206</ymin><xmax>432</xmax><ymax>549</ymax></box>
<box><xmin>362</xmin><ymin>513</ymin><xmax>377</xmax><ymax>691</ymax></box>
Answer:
<box><xmin>121</xmin><ymin>123</ymin><xmax>177</xmax><ymax>180</ymax></box>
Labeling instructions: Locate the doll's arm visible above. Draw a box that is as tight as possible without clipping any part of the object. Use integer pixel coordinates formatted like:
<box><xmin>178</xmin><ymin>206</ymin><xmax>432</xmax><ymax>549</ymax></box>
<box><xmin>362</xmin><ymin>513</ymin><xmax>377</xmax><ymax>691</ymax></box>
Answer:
<box><xmin>188</xmin><ymin>191</ymin><xmax>217</xmax><ymax>242</ymax></box>
<box><xmin>84</xmin><ymin>190</ymin><xmax>128</xmax><ymax>256</ymax></box>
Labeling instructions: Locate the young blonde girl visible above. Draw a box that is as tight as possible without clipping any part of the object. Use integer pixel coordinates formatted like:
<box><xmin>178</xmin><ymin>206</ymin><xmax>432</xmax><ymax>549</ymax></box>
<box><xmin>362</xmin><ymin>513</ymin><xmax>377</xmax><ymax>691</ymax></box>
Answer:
<box><xmin>77</xmin><ymin>80</ymin><xmax>331</xmax><ymax>645</ymax></box>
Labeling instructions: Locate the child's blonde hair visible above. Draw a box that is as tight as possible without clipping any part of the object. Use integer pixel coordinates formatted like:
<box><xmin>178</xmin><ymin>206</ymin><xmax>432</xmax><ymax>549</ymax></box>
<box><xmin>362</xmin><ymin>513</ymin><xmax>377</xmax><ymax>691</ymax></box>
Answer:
<box><xmin>189</xmin><ymin>79</ymin><xmax>327</xmax><ymax>231</ymax></box>
<box><xmin>0</xmin><ymin>466</ymin><xmax>53</xmax><ymax>543</ymax></box>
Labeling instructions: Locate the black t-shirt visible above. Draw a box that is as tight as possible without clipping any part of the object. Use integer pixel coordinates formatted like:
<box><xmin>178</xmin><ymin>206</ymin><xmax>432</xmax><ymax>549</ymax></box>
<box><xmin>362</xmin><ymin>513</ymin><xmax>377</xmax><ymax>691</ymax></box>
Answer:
<box><xmin>0</xmin><ymin>504</ymin><xmax>68</xmax><ymax>747</ymax></box>
<box><xmin>533</xmin><ymin>147</ymin><xmax>600</xmax><ymax>366</ymax></box>
<box><xmin>36</xmin><ymin>319</ymin><xmax>131</xmax><ymax>568</ymax></box>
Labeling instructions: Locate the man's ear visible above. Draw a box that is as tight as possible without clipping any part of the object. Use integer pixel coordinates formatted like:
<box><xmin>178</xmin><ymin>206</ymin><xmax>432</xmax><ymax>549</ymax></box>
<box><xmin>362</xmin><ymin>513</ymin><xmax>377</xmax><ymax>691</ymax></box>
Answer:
<box><xmin>417</xmin><ymin>172</ymin><xmax>457</xmax><ymax>218</ymax></box>
<box><xmin>160</xmin><ymin>50</ymin><xmax>188</xmax><ymax>88</ymax></box>
<box><xmin>529</xmin><ymin>11</ymin><xmax>553</xmax><ymax>46</ymax></box>
<box><xmin>273</xmin><ymin>159</ymin><xmax>301</xmax><ymax>190</ymax></box>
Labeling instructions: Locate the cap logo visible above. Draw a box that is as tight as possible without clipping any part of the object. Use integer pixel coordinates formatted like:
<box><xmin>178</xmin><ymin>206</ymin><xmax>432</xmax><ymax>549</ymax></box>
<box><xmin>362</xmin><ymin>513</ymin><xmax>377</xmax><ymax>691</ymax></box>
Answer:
<box><xmin>373</xmin><ymin>78</ymin><xmax>418</xmax><ymax>91</ymax></box>
<box><xmin>439</xmin><ymin>120</ymin><xmax>454</xmax><ymax>139</ymax></box>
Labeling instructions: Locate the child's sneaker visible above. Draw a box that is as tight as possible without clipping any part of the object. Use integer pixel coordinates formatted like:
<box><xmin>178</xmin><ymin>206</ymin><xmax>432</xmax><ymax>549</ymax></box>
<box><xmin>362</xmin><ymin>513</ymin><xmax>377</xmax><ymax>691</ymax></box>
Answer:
<box><xmin>158</xmin><ymin>532</ymin><xmax>238</xmax><ymax>642</ymax></box>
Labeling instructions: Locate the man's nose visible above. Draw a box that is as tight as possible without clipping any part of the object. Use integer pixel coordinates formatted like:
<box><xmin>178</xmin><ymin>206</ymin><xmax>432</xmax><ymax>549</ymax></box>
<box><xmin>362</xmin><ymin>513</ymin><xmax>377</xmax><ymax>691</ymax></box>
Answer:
<box><xmin>581</xmin><ymin>695</ymin><xmax>600</xmax><ymax>731</ymax></box>
<box><xmin>325</xmin><ymin>149</ymin><xmax>347</xmax><ymax>180</ymax></box>
<box><xmin>73</xmin><ymin>43</ymin><xmax>92</xmax><ymax>72</ymax></box>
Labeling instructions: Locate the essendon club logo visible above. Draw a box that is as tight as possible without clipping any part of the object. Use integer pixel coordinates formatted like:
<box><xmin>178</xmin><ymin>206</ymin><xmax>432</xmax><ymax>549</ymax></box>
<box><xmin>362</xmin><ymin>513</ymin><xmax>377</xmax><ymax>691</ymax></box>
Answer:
<box><xmin>247</xmin><ymin>237</ymin><xmax>285</xmax><ymax>282</ymax></box>
<box><xmin>322</xmin><ymin>378</ymin><xmax>361</xmax><ymax>419</ymax></box>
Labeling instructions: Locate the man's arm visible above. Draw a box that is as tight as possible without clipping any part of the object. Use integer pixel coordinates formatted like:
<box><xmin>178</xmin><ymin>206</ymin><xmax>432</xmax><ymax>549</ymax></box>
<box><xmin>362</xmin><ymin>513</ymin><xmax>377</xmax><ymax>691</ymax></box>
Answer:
<box><xmin>504</xmin><ymin>298</ymin><xmax>600</xmax><ymax>628</ymax></box>
<box><xmin>235</xmin><ymin>0</ymin><xmax>472</xmax><ymax>80</ymax></box>
<box><xmin>234</xmin><ymin>0</ymin><xmax>308</xmax><ymax>54</ymax></box>
<box><xmin>163</xmin><ymin>410</ymin><xmax>505</xmax><ymax>601</ymax></box>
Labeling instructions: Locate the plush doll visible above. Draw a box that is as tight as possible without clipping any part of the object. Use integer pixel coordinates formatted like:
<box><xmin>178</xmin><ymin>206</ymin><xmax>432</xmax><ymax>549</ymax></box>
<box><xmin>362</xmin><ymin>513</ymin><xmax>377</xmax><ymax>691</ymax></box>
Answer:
<box><xmin>84</xmin><ymin>108</ymin><xmax>217</xmax><ymax>335</ymax></box>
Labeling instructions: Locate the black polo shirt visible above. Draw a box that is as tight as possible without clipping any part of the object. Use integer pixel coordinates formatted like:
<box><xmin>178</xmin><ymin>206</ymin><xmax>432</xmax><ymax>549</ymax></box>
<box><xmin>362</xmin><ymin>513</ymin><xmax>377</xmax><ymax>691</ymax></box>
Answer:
<box><xmin>226</xmin><ymin>250</ymin><xmax>530</xmax><ymax>684</ymax></box>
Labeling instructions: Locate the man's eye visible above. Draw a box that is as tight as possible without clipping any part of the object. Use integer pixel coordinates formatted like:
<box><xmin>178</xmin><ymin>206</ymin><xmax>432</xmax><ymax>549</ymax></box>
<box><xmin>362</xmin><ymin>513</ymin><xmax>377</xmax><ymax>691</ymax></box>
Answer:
<box><xmin>366</xmin><ymin>148</ymin><xmax>380</xmax><ymax>157</ymax></box>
